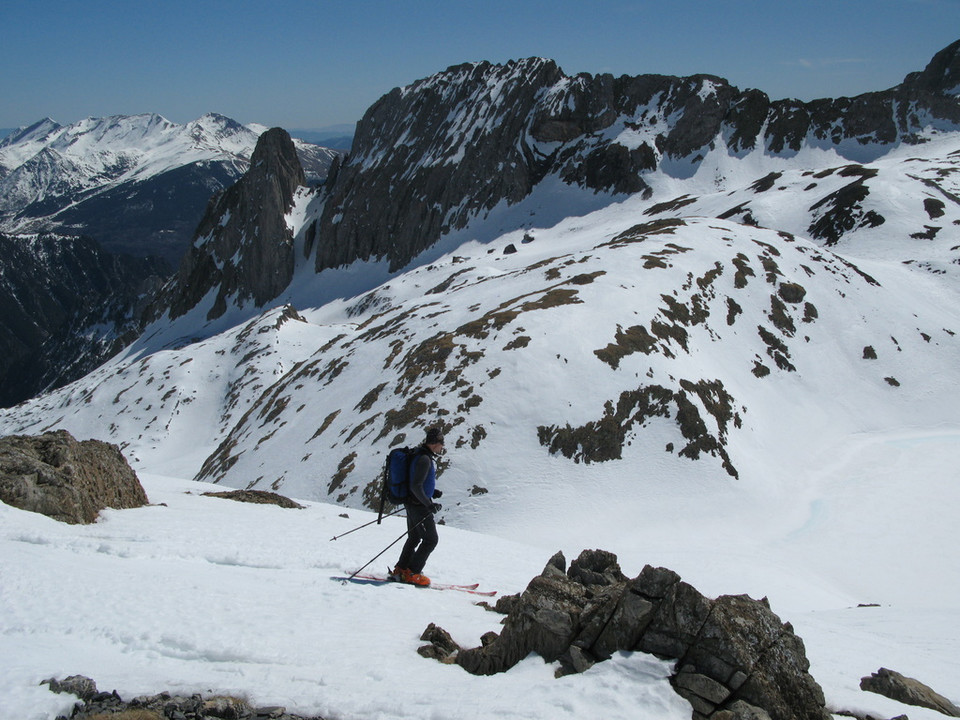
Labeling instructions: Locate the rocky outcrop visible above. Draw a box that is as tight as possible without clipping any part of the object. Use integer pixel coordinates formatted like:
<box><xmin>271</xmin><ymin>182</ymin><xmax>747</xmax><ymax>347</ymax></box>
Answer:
<box><xmin>0</xmin><ymin>429</ymin><xmax>147</xmax><ymax>523</ymax></box>
<box><xmin>314</xmin><ymin>42</ymin><xmax>960</xmax><ymax>275</ymax></box>
<box><xmin>420</xmin><ymin>549</ymin><xmax>829</xmax><ymax>720</ymax></box>
<box><xmin>0</xmin><ymin>232</ymin><xmax>165</xmax><ymax>408</ymax></box>
<box><xmin>860</xmin><ymin>667</ymin><xmax>960</xmax><ymax>717</ymax></box>
<box><xmin>165</xmin><ymin>127</ymin><xmax>306</xmax><ymax>321</ymax></box>
<box><xmin>202</xmin><ymin>489</ymin><xmax>305</xmax><ymax>509</ymax></box>
<box><xmin>43</xmin><ymin>675</ymin><xmax>324</xmax><ymax>720</ymax></box>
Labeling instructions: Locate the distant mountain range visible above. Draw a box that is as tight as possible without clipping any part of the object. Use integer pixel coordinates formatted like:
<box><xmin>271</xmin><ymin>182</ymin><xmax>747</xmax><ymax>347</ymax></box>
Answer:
<box><xmin>0</xmin><ymin>114</ymin><xmax>343</xmax><ymax>406</ymax></box>
<box><xmin>0</xmin><ymin>113</ymin><xmax>341</xmax><ymax>267</ymax></box>
<box><xmin>288</xmin><ymin>124</ymin><xmax>355</xmax><ymax>150</ymax></box>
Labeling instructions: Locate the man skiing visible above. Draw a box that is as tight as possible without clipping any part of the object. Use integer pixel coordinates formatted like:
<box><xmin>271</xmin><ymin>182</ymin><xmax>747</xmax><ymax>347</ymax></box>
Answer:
<box><xmin>390</xmin><ymin>427</ymin><xmax>444</xmax><ymax>586</ymax></box>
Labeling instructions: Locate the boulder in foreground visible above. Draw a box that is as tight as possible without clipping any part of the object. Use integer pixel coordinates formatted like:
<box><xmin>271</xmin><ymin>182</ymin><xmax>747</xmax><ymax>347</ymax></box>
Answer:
<box><xmin>0</xmin><ymin>429</ymin><xmax>148</xmax><ymax>524</ymax></box>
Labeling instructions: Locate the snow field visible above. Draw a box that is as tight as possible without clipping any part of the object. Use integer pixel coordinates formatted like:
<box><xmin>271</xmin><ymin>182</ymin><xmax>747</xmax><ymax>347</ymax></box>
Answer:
<box><xmin>2</xmin><ymin>456</ymin><xmax>959</xmax><ymax>720</ymax></box>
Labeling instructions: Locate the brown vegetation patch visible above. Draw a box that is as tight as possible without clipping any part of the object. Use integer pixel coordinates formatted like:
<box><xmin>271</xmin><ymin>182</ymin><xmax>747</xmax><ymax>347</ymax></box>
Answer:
<box><xmin>751</xmin><ymin>171</ymin><xmax>783</xmax><ymax>193</ymax></box>
<box><xmin>595</xmin><ymin>325</ymin><xmax>658</xmax><ymax>368</ymax></box>
<box><xmin>355</xmin><ymin>383</ymin><xmax>388</xmax><ymax>413</ymax></box>
<box><xmin>344</xmin><ymin>415</ymin><xmax>379</xmax><ymax>444</ymax></box>
<box><xmin>601</xmin><ymin>218</ymin><xmax>686</xmax><ymax>248</ymax></box>
<box><xmin>504</xmin><ymin>336</ymin><xmax>532</xmax><ymax>350</ymax></box>
<box><xmin>732</xmin><ymin>254</ymin><xmax>755</xmax><ymax>288</ymax></box>
<box><xmin>757</xmin><ymin>326</ymin><xmax>796</xmax><ymax>371</ymax></box>
<box><xmin>778</xmin><ymin>282</ymin><xmax>807</xmax><ymax>303</ymax></box>
<box><xmin>924</xmin><ymin>197</ymin><xmax>946</xmax><ymax>220</ymax></box>
<box><xmin>726</xmin><ymin>297</ymin><xmax>742</xmax><ymax>326</ymax></box>
<box><xmin>537</xmin><ymin>379</ymin><xmax>740</xmax><ymax>477</ymax></box>
<box><xmin>643</xmin><ymin>195</ymin><xmax>698</xmax><ymax>215</ymax></box>
<box><xmin>310</xmin><ymin>409</ymin><xmax>340</xmax><ymax>441</ymax></box>
<box><xmin>768</xmin><ymin>295</ymin><xmax>796</xmax><ymax>336</ymax></box>
<box><xmin>328</xmin><ymin>452</ymin><xmax>357</xmax><ymax>495</ymax></box>
<box><xmin>376</xmin><ymin>395</ymin><xmax>430</xmax><ymax>442</ymax></box>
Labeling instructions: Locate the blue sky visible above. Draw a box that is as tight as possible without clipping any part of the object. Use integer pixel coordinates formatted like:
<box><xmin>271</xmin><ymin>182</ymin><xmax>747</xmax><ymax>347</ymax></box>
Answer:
<box><xmin>2</xmin><ymin>0</ymin><xmax>959</xmax><ymax>132</ymax></box>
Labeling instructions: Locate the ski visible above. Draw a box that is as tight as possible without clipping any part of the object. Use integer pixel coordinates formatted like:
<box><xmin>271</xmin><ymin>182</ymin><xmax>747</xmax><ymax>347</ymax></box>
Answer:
<box><xmin>335</xmin><ymin>572</ymin><xmax>497</xmax><ymax>596</ymax></box>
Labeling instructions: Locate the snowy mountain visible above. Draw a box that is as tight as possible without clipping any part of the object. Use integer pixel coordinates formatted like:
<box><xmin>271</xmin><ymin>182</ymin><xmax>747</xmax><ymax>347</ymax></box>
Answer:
<box><xmin>1</xmin><ymin>40</ymin><xmax>959</xmax><ymax>720</ymax></box>
<box><xmin>312</xmin><ymin>40</ymin><xmax>960</xmax><ymax>278</ymax></box>
<box><xmin>0</xmin><ymin>113</ymin><xmax>340</xmax><ymax>266</ymax></box>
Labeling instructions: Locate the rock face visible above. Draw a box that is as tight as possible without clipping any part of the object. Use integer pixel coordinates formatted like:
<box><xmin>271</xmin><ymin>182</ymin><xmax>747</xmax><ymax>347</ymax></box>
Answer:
<box><xmin>421</xmin><ymin>550</ymin><xmax>829</xmax><ymax>720</ymax></box>
<box><xmin>0</xmin><ymin>429</ymin><xmax>148</xmax><ymax>524</ymax></box>
<box><xmin>315</xmin><ymin>42</ymin><xmax>960</xmax><ymax>275</ymax></box>
<box><xmin>0</xmin><ymin>232</ymin><xmax>165</xmax><ymax>408</ymax></box>
<box><xmin>860</xmin><ymin>667</ymin><xmax>960</xmax><ymax>717</ymax></box>
<box><xmin>165</xmin><ymin>127</ymin><xmax>306</xmax><ymax>321</ymax></box>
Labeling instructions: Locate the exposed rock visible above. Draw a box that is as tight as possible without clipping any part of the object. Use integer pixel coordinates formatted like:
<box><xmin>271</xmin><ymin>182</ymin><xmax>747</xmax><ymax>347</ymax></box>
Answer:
<box><xmin>422</xmin><ymin>549</ymin><xmax>829</xmax><ymax>720</ymax></box>
<box><xmin>43</xmin><ymin>675</ymin><xmax>325</xmax><ymax>719</ymax></box>
<box><xmin>315</xmin><ymin>42</ymin><xmax>960</xmax><ymax>276</ymax></box>
<box><xmin>201</xmin><ymin>489</ymin><xmax>305</xmax><ymax>509</ymax></box>
<box><xmin>0</xmin><ymin>429</ymin><xmax>148</xmax><ymax>524</ymax></box>
<box><xmin>163</xmin><ymin>127</ymin><xmax>306</xmax><ymax>321</ymax></box>
<box><xmin>42</xmin><ymin>675</ymin><xmax>99</xmax><ymax>702</ymax></box>
<box><xmin>861</xmin><ymin>667</ymin><xmax>960</xmax><ymax>716</ymax></box>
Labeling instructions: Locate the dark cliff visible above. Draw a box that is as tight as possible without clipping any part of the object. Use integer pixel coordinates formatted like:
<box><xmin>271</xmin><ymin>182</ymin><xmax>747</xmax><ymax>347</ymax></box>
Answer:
<box><xmin>166</xmin><ymin>127</ymin><xmax>306</xmax><ymax>320</ymax></box>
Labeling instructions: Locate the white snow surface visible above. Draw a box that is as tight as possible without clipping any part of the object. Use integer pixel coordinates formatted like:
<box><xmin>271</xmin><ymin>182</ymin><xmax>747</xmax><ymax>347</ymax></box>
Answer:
<box><xmin>1</xmin><ymin>461</ymin><xmax>958</xmax><ymax>720</ymax></box>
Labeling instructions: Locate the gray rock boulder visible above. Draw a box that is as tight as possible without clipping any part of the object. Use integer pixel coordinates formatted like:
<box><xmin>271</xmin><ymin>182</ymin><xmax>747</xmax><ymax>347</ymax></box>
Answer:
<box><xmin>423</xmin><ymin>549</ymin><xmax>829</xmax><ymax>720</ymax></box>
<box><xmin>42</xmin><ymin>674</ymin><xmax>323</xmax><ymax>720</ymax></box>
<box><xmin>0</xmin><ymin>429</ymin><xmax>148</xmax><ymax>523</ymax></box>
<box><xmin>861</xmin><ymin>667</ymin><xmax>960</xmax><ymax>717</ymax></box>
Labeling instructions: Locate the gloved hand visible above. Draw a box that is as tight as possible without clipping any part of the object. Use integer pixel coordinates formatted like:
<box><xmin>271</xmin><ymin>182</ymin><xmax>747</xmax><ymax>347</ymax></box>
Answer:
<box><xmin>430</xmin><ymin>502</ymin><xmax>442</xmax><ymax>514</ymax></box>
<box><xmin>433</xmin><ymin>489</ymin><xmax>443</xmax><ymax>499</ymax></box>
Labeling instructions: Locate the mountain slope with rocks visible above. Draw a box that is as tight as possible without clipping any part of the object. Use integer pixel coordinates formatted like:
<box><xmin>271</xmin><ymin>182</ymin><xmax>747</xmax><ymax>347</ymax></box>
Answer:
<box><xmin>0</xmin><ymin>39</ymin><xmax>959</xmax><ymax>720</ymax></box>
<box><xmin>310</xmin><ymin>39</ymin><xmax>960</xmax><ymax>281</ymax></box>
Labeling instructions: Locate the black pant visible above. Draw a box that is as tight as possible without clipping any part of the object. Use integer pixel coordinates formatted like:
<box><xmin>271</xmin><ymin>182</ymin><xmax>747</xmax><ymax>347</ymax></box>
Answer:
<box><xmin>396</xmin><ymin>503</ymin><xmax>438</xmax><ymax>574</ymax></box>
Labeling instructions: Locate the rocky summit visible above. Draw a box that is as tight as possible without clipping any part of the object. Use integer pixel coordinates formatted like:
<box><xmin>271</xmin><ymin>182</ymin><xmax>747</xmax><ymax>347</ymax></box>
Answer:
<box><xmin>313</xmin><ymin>40</ymin><xmax>960</xmax><ymax>276</ymax></box>
<box><xmin>164</xmin><ymin>127</ymin><xmax>307</xmax><ymax>321</ymax></box>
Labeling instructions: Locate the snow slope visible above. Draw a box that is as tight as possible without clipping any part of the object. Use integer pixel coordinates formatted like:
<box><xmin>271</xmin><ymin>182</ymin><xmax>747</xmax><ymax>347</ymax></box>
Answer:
<box><xmin>1</xmin><ymin>468</ymin><xmax>957</xmax><ymax>720</ymax></box>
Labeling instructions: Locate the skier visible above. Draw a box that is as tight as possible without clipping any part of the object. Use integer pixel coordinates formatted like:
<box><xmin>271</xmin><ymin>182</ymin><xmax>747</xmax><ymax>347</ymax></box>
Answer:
<box><xmin>390</xmin><ymin>427</ymin><xmax>444</xmax><ymax>586</ymax></box>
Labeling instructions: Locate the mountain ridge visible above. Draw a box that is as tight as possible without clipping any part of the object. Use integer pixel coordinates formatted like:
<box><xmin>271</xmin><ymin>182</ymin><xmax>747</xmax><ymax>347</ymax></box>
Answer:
<box><xmin>309</xmin><ymin>41</ymin><xmax>960</xmax><ymax>285</ymax></box>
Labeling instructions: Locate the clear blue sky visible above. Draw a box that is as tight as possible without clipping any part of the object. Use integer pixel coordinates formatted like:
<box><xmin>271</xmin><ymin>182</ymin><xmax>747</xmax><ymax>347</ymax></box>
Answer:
<box><xmin>2</xmin><ymin>0</ymin><xmax>959</xmax><ymax>132</ymax></box>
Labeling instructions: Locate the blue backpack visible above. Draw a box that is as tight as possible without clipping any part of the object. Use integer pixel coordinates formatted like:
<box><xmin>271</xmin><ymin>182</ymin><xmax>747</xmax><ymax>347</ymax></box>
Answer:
<box><xmin>378</xmin><ymin>447</ymin><xmax>419</xmax><ymax>522</ymax></box>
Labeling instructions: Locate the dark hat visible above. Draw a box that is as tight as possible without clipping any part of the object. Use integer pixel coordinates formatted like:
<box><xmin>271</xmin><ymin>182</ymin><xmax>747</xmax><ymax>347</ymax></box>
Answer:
<box><xmin>425</xmin><ymin>427</ymin><xmax>444</xmax><ymax>445</ymax></box>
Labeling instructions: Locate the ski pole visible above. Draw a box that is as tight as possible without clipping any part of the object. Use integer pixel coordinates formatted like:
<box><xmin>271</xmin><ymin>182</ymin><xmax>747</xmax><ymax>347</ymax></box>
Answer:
<box><xmin>329</xmin><ymin>507</ymin><xmax>404</xmax><ymax>541</ymax></box>
<box><xmin>345</xmin><ymin>513</ymin><xmax>432</xmax><ymax>582</ymax></box>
